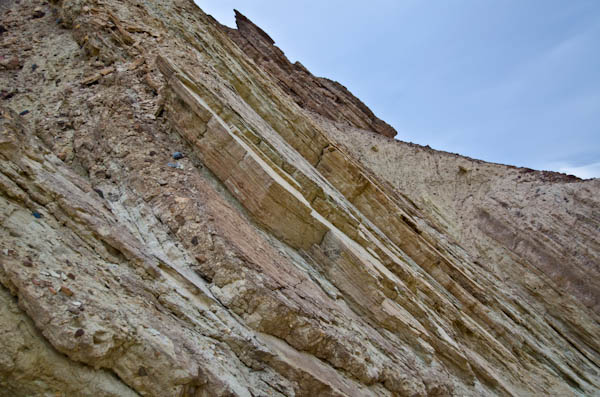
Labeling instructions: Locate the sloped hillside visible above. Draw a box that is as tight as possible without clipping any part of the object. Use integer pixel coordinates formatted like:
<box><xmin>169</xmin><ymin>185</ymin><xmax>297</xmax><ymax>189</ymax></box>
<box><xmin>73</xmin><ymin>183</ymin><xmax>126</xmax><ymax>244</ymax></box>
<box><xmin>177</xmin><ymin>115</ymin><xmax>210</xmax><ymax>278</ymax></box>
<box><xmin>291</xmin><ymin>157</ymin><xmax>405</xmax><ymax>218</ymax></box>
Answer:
<box><xmin>0</xmin><ymin>0</ymin><xmax>598</xmax><ymax>396</ymax></box>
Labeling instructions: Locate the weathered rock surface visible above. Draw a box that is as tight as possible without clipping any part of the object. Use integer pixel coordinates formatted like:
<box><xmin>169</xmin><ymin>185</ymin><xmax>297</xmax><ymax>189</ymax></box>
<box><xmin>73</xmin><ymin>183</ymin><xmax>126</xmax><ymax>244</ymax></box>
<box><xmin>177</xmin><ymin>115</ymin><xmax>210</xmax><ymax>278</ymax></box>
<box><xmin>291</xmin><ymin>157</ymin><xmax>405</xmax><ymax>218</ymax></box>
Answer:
<box><xmin>0</xmin><ymin>0</ymin><xmax>598</xmax><ymax>396</ymax></box>
<box><xmin>224</xmin><ymin>11</ymin><xmax>398</xmax><ymax>139</ymax></box>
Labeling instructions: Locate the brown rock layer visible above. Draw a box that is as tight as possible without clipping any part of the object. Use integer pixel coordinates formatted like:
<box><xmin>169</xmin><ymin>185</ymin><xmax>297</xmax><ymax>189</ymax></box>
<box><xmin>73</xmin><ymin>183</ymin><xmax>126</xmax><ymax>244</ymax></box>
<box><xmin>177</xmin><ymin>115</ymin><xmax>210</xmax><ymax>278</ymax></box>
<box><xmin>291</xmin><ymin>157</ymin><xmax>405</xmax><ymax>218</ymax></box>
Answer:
<box><xmin>0</xmin><ymin>0</ymin><xmax>598</xmax><ymax>396</ymax></box>
<box><xmin>224</xmin><ymin>11</ymin><xmax>398</xmax><ymax>139</ymax></box>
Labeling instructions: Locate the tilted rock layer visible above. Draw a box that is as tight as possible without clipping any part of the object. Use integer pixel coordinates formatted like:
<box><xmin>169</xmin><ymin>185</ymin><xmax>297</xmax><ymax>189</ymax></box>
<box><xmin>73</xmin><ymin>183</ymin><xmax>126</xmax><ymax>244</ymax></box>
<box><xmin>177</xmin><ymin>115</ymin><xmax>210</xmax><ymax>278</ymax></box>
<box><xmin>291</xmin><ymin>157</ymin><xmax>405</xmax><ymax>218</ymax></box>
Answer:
<box><xmin>0</xmin><ymin>0</ymin><xmax>598</xmax><ymax>396</ymax></box>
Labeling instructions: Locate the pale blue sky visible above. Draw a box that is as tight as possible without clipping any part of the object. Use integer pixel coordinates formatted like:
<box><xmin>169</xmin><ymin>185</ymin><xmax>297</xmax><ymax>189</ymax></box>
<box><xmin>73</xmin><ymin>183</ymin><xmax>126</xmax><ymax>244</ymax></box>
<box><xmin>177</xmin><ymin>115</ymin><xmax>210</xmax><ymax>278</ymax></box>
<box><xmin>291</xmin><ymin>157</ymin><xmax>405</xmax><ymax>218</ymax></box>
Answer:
<box><xmin>198</xmin><ymin>1</ymin><xmax>600</xmax><ymax>178</ymax></box>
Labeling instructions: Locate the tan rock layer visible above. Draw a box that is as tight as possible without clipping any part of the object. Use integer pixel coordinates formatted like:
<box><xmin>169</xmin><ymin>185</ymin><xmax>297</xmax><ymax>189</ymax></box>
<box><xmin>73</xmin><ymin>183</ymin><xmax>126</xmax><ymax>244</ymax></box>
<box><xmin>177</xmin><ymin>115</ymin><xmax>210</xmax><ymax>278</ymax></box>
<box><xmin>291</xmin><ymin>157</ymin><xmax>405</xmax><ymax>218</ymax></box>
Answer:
<box><xmin>0</xmin><ymin>0</ymin><xmax>598</xmax><ymax>396</ymax></box>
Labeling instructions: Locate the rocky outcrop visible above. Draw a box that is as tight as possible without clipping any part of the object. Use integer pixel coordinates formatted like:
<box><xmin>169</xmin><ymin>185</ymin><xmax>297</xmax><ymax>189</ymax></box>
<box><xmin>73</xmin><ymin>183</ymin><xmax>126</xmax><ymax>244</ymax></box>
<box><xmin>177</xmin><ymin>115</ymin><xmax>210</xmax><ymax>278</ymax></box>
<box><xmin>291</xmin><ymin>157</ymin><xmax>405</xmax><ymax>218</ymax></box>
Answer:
<box><xmin>223</xmin><ymin>11</ymin><xmax>398</xmax><ymax>139</ymax></box>
<box><xmin>0</xmin><ymin>0</ymin><xmax>598</xmax><ymax>396</ymax></box>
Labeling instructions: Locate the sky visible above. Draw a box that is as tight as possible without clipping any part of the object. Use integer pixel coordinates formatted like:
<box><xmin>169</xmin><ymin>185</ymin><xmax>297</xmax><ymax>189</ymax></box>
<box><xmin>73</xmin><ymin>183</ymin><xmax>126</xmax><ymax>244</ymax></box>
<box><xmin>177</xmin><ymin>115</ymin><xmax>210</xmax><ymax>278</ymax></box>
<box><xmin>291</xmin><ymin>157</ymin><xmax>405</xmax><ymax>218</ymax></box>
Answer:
<box><xmin>197</xmin><ymin>1</ymin><xmax>600</xmax><ymax>179</ymax></box>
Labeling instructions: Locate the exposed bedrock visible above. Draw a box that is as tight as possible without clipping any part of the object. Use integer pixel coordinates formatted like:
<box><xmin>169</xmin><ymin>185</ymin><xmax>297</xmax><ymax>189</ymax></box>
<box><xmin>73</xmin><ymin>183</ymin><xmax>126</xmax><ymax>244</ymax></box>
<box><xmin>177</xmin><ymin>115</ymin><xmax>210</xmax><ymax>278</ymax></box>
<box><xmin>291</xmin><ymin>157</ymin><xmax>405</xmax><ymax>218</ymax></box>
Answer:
<box><xmin>0</xmin><ymin>0</ymin><xmax>598</xmax><ymax>396</ymax></box>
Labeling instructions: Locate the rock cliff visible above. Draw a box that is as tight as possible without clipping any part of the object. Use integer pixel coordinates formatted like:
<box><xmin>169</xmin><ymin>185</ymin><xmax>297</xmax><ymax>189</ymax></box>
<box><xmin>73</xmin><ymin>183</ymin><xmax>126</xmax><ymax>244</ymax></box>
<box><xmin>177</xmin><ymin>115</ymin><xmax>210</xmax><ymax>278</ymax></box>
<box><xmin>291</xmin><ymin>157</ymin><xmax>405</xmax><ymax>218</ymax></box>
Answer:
<box><xmin>0</xmin><ymin>0</ymin><xmax>598</xmax><ymax>396</ymax></box>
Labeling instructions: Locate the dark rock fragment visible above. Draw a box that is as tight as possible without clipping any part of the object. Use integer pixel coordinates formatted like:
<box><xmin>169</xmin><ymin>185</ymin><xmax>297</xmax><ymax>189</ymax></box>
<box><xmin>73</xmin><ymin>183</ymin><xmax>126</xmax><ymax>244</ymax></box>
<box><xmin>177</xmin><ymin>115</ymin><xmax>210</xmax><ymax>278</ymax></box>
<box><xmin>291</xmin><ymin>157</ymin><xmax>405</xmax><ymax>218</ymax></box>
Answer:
<box><xmin>60</xmin><ymin>286</ymin><xmax>74</xmax><ymax>296</ymax></box>
<box><xmin>1</xmin><ymin>90</ymin><xmax>15</xmax><ymax>100</ymax></box>
<box><xmin>32</xmin><ymin>8</ymin><xmax>45</xmax><ymax>19</ymax></box>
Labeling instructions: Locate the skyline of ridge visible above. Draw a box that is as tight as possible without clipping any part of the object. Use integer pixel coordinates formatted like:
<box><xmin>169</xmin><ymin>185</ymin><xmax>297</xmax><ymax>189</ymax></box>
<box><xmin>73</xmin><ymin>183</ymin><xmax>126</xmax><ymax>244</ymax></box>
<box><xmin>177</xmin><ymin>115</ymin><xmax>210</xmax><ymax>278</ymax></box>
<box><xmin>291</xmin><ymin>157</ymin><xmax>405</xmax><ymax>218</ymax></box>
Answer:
<box><xmin>200</xmin><ymin>0</ymin><xmax>600</xmax><ymax>179</ymax></box>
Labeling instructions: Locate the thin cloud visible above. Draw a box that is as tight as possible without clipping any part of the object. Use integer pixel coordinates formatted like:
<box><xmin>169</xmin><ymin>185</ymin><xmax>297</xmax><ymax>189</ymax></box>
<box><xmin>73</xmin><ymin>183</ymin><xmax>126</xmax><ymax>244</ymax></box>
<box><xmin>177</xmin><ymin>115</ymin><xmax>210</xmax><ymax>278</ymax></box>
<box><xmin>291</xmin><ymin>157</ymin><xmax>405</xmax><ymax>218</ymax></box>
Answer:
<box><xmin>544</xmin><ymin>161</ymin><xmax>600</xmax><ymax>179</ymax></box>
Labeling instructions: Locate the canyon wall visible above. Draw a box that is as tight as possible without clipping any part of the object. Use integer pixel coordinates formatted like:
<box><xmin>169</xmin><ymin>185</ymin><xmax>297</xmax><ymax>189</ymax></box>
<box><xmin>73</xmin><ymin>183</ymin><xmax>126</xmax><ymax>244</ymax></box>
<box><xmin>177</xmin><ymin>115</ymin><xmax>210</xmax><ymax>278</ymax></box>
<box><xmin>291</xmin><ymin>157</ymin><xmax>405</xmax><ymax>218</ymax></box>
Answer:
<box><xmin>0</xmin><ymin>0</ymin><xmax>598</xmax><ymax>396</ymax></box>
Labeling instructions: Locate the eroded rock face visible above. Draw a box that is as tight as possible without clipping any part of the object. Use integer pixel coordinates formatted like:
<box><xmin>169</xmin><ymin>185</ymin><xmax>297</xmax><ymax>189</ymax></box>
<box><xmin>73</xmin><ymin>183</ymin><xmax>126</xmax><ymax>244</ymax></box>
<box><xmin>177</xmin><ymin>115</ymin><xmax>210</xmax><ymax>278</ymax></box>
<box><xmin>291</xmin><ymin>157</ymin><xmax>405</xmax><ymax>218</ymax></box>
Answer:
<box><xmin>0</xmin><ymin>0</ymin><xmax>598</xmax><ymax>396</ymax></box>
<box><xmin>224</xmin><ymin>10</ymin><xmax>398</xmax><ymax>139</ymax></box>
